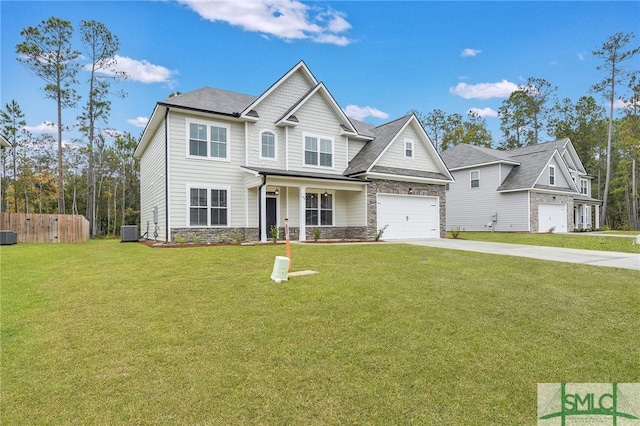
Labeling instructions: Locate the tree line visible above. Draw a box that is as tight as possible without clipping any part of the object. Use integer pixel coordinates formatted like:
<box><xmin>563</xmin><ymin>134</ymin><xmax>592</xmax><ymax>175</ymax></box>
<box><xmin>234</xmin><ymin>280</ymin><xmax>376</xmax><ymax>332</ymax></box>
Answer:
<box><xmin>1</xmin><ymin>17</ymin><xmax>137</xmax><ymax>237</ymax></box>
<box><xmin>1</xmin><ymin>17</ymin><xmax>638</xmax><ymax>233</ymax></box>
<box><xmin>412</xmin><ymin>32</ymin><xmax>639</xmax><ymax>230</ymax></box>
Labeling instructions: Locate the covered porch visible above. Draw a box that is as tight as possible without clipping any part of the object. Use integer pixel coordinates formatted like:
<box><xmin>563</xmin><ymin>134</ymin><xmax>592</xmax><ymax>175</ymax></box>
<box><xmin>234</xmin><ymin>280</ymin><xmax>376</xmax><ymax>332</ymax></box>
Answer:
<box><xmin>573</xmin><ymin>195</ymin><xmax>601</xmax><ymax>230</ymax></box>
<box><xmin>242</xmin><ymin>167</ymin><xmax>370</xmax><ymax>242</ymax></box>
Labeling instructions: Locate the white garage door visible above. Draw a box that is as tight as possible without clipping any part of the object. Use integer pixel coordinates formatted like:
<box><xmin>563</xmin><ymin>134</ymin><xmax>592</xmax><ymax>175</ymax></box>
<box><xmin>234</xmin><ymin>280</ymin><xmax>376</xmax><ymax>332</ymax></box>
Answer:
<box><xmin>538</xmin><ymin>203</ymin><xmax>567</xmax><ymax>233</ymax></box>
<box><xmin>377</xmin><ymin>194</ymin><xmax>439</xmax><ymax>239</ymax></box>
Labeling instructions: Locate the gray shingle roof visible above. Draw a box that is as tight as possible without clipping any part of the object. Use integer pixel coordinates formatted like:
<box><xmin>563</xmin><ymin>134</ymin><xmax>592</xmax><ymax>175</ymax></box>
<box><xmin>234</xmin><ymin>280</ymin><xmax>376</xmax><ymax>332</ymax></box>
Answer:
<box><xmin>158</xmin><ymin>87</ymin><xmax>258</xmax><ymax>116</ymax></box>
<box><xmin>344</xmin><ymin>115</ymin><xmax>413</xmax><ymax>176</ymax></box>
<box><xmin>441</xmin><ymin>139</ymin><xmax>578</xmax><ymax>192</ymax></box>
<box><xmin>497</xmin><ymin>149</ymin><xmax>553</xmax><ymax>191</ymax></box>
<box><xmin>440</xmin><ymin>144</ymin><xmax>516</xmax><ymax>169</ymax></box>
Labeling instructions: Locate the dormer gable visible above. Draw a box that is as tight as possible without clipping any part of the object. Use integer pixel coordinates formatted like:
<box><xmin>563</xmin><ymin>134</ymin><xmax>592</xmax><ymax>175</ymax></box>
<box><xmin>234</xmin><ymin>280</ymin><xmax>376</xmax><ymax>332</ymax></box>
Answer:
<box><xmin>239</xmin><ymin>61</ymin><xmax>318</xmax><ymax>122</ymax></box>
<box><xmin>275</xmin><ymin>82</ymin><xmax>360</xmax><ymax>136</ymax></box>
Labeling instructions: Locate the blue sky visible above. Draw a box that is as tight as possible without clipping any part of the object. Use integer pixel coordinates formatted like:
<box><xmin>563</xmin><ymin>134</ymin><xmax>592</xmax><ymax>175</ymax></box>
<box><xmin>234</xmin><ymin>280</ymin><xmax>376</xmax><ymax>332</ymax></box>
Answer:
<box><xmin>1</xmin><ymin>1</ymin><xmax>638</xmax><ymax>147</ymax></box>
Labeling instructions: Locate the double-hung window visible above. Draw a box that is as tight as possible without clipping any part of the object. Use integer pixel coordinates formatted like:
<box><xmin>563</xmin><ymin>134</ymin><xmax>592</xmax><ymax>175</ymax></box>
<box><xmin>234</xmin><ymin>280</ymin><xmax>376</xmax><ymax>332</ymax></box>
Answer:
<box><xmin>549</xmin><ymin>165</ymin><xmax>556</xmax><ymax>186</ymax></box>
<box><xmin>580</xmin><ymin>179</ymin><xmax>588</xmax><ymax>195</ymax></box>
<box><xmin>405</xmin><ymin>139</ymin><xmax>414</xmax><ymax>158</ymax></box>
<box><xmin>304</xmin><ymin>135</ymin><xmax>333</xmax><ymax>168</ymax></box>
<box><xmin>188</xmin><ymin>120</ymin><xmax>229</xmax><ymax>160</ymax></box>
<box><xmin>305</xmin><ymin>192</ymin><xmax>333</xmax><ymax>226</ymax></box>
<box><xmin>189</xmin><ymin>187</ymin><xmax>228</xmax><ymax>227</ymax></box>
<box><xmin>470</xmin><ymin>170</ymin><xmax>479</xmax><ymax>188</ymax></box>
<box><xmin>261</xmin><ymin>131</ymin><xmax>276</xmax><ymax>159</ymax></box>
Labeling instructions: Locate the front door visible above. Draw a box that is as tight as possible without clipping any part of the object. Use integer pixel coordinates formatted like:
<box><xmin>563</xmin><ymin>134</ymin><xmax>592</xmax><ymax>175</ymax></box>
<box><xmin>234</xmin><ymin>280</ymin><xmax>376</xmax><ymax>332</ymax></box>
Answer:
<box><xmin>266</xmin><ymin>197</ymin><xmax>277</xmax><ymax>232</ymax></box>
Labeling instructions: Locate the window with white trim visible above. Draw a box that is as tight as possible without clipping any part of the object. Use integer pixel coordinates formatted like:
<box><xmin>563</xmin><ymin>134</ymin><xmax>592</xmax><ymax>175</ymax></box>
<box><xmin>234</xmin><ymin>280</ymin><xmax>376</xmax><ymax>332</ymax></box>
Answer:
<box><xmin>470</xmin><ymin>170</ymin><xmax>479</xmax><ymax>188</ymax></box>
<box><xmin>580</xmin><ymin>179</ymin><xmax>588</xmax><ymax>195</ymax></box>
<box><xmin>305</xmin><ymin>192</ymin><xmax>333</xmax><ymax>226</ymax></box>
<box><xmin>189</xmin><ymin>187</ymin><xmax>228</xmax><ymax>226</ymax></box>
<box><xmin>549</xmin><ymin>165</ymin><xmax>556</xmax><ymax>186</ymax></box>
<box><xmin>304</xmin><ymin>135</ymin><xmax>333</xmax><ymax>168</ymax></box>
<box><xmin>405</xmin><ymin>139</ymin><xmax>414</xmax><ymax>158</ymax></box>
<box><xmin>261</xmin><ymin>131</ymin><xmax>276</xmax><ymax>159</ymax></box>
<box><xmin>187</xmin><ymin>120</ymin><xmax>230</xmax><ymax>160</ymax></box>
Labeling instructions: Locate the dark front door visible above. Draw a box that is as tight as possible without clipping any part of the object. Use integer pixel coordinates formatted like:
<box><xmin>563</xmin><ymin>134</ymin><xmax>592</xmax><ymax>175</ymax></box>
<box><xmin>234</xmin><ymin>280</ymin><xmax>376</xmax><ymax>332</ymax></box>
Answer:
<box><xmin>266</xmin><ymin>197</ymin><xmax>277</xmax><ymax>231</ymax></box>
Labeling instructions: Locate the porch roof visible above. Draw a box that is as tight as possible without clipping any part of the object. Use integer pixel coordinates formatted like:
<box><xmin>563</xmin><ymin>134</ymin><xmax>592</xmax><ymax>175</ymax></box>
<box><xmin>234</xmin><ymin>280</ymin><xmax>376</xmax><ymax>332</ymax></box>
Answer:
<box><xmin>241</xmin><ymin>166</ymin><xmax>370</xmax><ymax>183</ymax></box>
<box><xmin>574</xmin><ymin>194</ymin><xmax>602</xmax><ymax>204</ymax></box>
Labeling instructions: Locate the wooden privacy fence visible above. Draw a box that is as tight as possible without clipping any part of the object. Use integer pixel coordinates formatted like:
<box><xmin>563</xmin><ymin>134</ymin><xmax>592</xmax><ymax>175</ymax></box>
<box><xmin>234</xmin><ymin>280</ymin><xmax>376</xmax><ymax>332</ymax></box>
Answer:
<box><xmin>0</xmin><ymin>213</ymin><xmax>90</xmax><ymax>243</ymax></box>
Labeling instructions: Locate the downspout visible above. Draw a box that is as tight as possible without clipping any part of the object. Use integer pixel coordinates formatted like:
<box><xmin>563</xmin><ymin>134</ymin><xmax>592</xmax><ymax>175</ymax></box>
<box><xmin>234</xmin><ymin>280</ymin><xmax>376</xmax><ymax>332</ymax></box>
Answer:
<box><xmin>258</xmin><ymin>172</ymin><xmax>266</xmax><ymax>241</ymax></box>
<box><xmin>164</xmin><ymin>107</ymin><xmax>170</xmax><ymax>243</ymax></box>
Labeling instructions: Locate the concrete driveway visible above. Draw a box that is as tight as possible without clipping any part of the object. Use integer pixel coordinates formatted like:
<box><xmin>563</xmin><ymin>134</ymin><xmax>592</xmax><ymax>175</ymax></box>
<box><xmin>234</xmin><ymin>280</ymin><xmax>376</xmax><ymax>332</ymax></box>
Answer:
<box><xmin>401</xmin><ymin>238</ymin><xmax>640</xmax><ymax>271</ymax></box>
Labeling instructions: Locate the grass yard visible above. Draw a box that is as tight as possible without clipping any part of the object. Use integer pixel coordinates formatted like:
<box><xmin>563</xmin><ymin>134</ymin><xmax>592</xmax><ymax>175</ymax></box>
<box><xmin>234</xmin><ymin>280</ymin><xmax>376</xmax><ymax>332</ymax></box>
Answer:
<box><xmin>1</xmin><ymin>240</ymin><xmax>639</xmax><ymax>424</ymax></box>
<box><xmin>447</xmin><ymin>231</ymin><xmax>640</xmax><ymax>254</ymax></box>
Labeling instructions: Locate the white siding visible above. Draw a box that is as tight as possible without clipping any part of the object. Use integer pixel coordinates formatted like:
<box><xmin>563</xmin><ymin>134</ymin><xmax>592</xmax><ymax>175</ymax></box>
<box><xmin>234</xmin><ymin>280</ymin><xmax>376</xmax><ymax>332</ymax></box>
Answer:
<box><xmin>446</xmin><ymin>165</ymin><xmax>530</xmax><ymax>231</ymax></box>
<box><xmin>139</xmin><ymin>122</ymin><xmax>167</xmax><ymax>240</ymax></box>
<box><xmin>286</xmin><ymin>92</ymin><xmax>348</xmax><ymax>175</ymax></box>
<box><xmin>348</xmin><ymin>139</ymin><xmax>367</xmax><ymax>162</ymax></box>
<box><xmin>246</xmin><ymin>70</ymin><xmax>315</xmax><ymax>170</ymax></box>
<box><xmin>376</xmin><ymin>123</ymin><xmax>438</xmax><ymax>172</ymax></box>
<box><xmin>541</xmin><ymin>157</ymin><xmax>571</xmax><ymax>189</ymax></box>
<box><xmin>167</xmin><ymin>111</ymin><xmax>248</xmax><ymax>228</ymax></box>
<box><xmin>345</xmin><ymin>190</ymin><xmax>366</xmax><ymax>226</ymax></box>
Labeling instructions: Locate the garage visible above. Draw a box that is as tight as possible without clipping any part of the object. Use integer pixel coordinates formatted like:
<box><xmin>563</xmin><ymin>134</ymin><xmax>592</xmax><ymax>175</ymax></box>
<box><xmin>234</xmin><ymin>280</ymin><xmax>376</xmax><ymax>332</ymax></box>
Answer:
<box><xmin>376</xmin><ymin>194</ymin><xmax>440</xmax><ymax>239</ymax></box>
<box><xmin>538</xmin><ymin>203</ymin><xmax>567</xmax><ymax>233</ymax></box>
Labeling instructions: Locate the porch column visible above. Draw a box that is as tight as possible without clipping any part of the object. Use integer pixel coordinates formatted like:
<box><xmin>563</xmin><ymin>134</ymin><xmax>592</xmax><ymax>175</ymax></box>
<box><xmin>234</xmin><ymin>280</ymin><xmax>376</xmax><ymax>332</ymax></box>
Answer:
<box><xmin>595</xmin><ymin>205</ymin><xmax>600</xmax><ymax>229</ymax></box>
<box><xmin>260</xmin><ymin>184</ymin><xmax>267</xmax><ymax>242</ymax></box>
<box><xmin>299</xmin><ymin>186</ymin><xmax>306</xmax><ymax>241</ymax></box>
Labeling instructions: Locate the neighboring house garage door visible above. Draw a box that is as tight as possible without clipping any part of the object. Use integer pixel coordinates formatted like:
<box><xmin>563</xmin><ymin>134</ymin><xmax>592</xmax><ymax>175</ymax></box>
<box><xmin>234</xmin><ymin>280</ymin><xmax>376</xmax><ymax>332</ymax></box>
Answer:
<box><xmin>377</xmin><ymin>194</ymin><xmax>439</xmax><ymax>239</ymax></box>
<box><xmin>538</xmin><ymin>203</ymin><xmax>567</xmax><ymax>233</ymax></box>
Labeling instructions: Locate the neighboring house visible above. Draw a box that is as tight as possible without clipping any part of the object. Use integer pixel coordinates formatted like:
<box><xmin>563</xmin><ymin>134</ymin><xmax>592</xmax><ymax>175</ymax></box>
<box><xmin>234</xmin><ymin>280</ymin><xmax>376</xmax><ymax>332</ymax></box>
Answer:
<box><xmin>134</xmin><ymin>61</ymin><xmax>453</xmax><ymax>243</ymax></box>
<box><xmin>441</xmin><ymin>139</ymin><xmax>601</xmax><ymax>233</ymax></box>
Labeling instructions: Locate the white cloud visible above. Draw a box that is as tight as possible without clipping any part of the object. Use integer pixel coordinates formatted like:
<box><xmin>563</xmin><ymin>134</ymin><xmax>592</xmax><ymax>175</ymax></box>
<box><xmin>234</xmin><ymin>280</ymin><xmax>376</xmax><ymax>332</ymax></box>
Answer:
<box><xmin>461</xmin><ymin>48</ymin><xmax>481</xmax><ymax>57</ymax></box>
<box><xmin>96</xmin><ymin>55</ymin><xmax>177</xmax><ymax>84</ymax></box>
<box><xmin>577</xmin><ymin>52</ymin><xmax>585</xmax><ymax>61</ymax></box>
<box><xmin>450</xmin><ymin>80</ymin><xmax>518</xmax><ymax>100</ymax></box>
<box><xmin>468</xmin><ymin>107</ymin><xmax>499</xmax><ymax>118</ymax></box>
<box><xmin>24</xmin><ymin>121</ymin><xmax>57</xmax><ymax>134</ymax></box>
<box><xmin>127</xmin><ymin>116</ymin><xmax>149</xmax><ymax>128</ymax></box>
<box><xmin>178</xmin><ymin>0</ymin><xmax>353</xmax><ymax>46</ymax></box>
<box><xmin>344</xmin><ymin>104</ymin><xmax>389</xmax><ymax>121</ymax></box>
<box><xmin>612</xmin><ymin>98</ymin><xmax>638</xmax><ymax>109</ymax></box>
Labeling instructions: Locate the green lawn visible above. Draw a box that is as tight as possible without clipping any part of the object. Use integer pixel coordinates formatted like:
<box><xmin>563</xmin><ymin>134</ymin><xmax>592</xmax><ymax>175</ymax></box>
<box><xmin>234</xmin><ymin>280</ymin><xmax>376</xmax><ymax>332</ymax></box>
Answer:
<box><xmin>2</xmin><ymin>240</ymin><xmax>638</xmax><ymax>424</ymax></box>
<box><xmin>447</xmin><ymin>231</ymin><xmax>640</xmax><ymax>254</ymax></box>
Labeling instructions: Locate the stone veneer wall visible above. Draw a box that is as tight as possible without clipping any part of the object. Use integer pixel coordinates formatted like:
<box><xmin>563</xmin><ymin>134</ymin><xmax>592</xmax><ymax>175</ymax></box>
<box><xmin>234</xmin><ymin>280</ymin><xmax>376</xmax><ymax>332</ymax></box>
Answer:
<box><xmin>304</xmin><ymin>226</ymin><xmax>368</xmax><ymax>241</ymax></box>
<box><xmin>171</xmin><ymin>227</ymin><xmax>259</xmax><ymax>243</ymax></box>
<box><xmin>529</xmin><ymin>192</ymin><xmax>574</xmax><ymax>232</ymax></box>
<box><xmin>366</xmin><ymin>179</ymin><xmax>447</xmax><ymax>238</ymax></box>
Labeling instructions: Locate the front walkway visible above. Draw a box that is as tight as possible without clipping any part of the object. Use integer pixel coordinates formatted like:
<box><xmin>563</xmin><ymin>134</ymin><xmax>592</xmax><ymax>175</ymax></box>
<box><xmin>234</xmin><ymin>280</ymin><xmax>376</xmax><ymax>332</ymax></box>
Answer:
<box><xmin>400</xmin><ymin>238</ymin><xmax>640</xmax><ymax>271</ymax></box>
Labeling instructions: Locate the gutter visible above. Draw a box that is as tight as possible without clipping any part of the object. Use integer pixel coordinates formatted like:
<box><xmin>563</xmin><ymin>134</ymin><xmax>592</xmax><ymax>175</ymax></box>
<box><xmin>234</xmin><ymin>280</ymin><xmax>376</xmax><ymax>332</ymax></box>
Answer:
<box><xmin>165</xmin><ymin>107</ymin><xmax>169</xmax><ymax>243</ymax></box>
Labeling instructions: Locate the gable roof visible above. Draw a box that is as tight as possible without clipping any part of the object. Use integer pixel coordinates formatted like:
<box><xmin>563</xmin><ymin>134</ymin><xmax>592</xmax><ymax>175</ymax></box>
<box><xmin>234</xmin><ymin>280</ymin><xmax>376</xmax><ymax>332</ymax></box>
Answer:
<box><xmin>344</xmin><ymin>115</ymin><xmax>413</xmax><ymax>176</ymax></box>
<box><xmin>0</xmin><ymin>135</ymin><xmax>9</xmax><ymax>147</ymax></box>
<box><xmin>344</xmin><ymin>114</ymin><xmax>453</xmax><ymax>182</ymax></box>
<box><xmin>275</xmin><ymin>82</ymin><xmax>359</xmax><ymax>135</ymax></box>
<box><xmin>240</xmin><ymin>61</ymin><xmax>318</xmax><ymax>120</ymax></box>
<box><xmin>441</xmin><ymin>139</ymin><xmax>583</xmax><ymax>193</ymax></box>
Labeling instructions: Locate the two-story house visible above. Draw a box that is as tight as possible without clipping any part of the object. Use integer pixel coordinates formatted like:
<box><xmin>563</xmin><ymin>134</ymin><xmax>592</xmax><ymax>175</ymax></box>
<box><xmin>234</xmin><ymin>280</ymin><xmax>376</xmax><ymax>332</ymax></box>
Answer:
<box><xmin>134</xmin><ymin>61</ymin><xmax>453</xmax><ymax>243</ymax></box>
<box><xmin>440</xmin><ymin>139</ymin><xmax>601</xmax><ymax>233</ymax></box>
